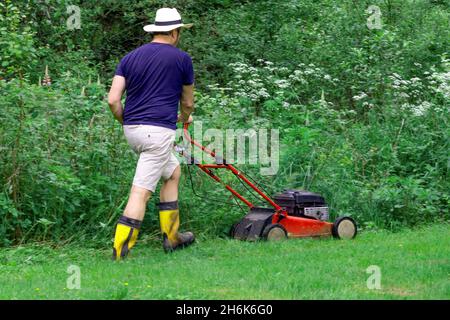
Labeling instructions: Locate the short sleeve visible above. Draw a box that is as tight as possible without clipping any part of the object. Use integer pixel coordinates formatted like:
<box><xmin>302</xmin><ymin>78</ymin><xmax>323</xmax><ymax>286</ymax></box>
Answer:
<box><xmin>115</xmin><ymin>56</ymin><xmax>127</xmax><ymax>77</ymax></box>
<box><xmin>182</xmin><ymin>54</ymin><xmax>194</xmax><ymax>85</ymax></box>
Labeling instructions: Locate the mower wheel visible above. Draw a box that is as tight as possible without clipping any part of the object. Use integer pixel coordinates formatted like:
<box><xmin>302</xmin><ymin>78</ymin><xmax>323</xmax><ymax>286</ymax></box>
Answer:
<box><xmin>229</xmin><ymin>222</ymin><xmax>239</xmax><ymax>238</ymax></box>
<box><xmin>262</xmin><ymin>223</ymin><xmax>288</xmax><ymax>241</ymax></box>
<box><xmin>332</xmin><ymin>216</ymin><xmax>357</xmax><ymax>239</ymax></box>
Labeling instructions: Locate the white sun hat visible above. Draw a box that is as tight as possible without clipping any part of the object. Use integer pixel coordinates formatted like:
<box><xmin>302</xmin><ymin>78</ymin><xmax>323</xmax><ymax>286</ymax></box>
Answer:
<box><xmin>143</xmin><ymin>8</ymin><xmax>193</xmax><ymax>33</ymax></box>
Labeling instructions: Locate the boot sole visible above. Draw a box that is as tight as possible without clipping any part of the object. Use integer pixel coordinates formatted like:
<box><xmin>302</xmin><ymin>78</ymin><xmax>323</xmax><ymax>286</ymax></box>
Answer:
<box><xmin>163</xmin><ymin>236</ymin><xmax>195</xmax><ymax>253</ymax></box>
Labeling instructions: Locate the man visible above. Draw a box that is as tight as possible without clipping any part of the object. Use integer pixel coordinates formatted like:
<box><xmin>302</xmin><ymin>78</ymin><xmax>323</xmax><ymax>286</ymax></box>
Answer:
<box><xmin>108</xmin><ymin>8</ymin><xmax>195</xmax><ymax>261</ymax></box>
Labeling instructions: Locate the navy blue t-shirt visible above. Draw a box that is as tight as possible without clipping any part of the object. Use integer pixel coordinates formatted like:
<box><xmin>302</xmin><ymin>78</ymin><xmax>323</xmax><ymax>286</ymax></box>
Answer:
<box><xmin>115</xmin><ymin>42</ymin><xmax>194</xmax><ymax>130</ymax></box>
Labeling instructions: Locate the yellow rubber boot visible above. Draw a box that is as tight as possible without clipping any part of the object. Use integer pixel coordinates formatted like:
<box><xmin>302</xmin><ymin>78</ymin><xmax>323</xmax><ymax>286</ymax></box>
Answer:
<box><xmin>112</xmin><ymin>216</ymin><xmax>141</xmax><ymax>261</ymax></box>
<box><xmin>159</xmin><ymin>201</ymin><xmax>195</xmax><ymax>252</ymax></box>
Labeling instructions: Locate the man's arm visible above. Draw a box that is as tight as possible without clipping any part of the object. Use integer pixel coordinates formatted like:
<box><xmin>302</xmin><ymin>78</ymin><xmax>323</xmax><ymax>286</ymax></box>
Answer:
<box><xmin>108</xmin><ymin>75</ymin><xmax>126</xmax><ymax>124</ymax></box>
<box><xmin>178</xmin><ymin>84</ymin><xmax>194</xmax><ymax>123</ymax></box>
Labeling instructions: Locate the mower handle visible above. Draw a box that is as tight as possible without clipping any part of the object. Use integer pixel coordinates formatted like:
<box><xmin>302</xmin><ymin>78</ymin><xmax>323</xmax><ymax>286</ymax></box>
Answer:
<box><xmin>183</xmin><ymin>122</ymin><xmax>217</xmax><ymax>157</ymax></box>
<box><xmin>181</xmin><ymin>121</ymin><xmax>284</xmax><ymax>213</ymax></box>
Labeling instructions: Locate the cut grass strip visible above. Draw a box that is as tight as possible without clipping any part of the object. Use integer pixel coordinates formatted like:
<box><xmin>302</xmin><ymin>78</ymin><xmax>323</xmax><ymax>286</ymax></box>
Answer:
<box><xmin>0</xmin><ymin>224</ymin><xmax>448</xmax><ymax>299</ymax></box>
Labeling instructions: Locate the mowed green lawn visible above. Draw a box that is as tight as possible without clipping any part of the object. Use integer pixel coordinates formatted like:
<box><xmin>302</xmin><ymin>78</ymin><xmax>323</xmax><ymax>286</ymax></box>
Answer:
<box><xmin>0</xmin><ymin>224</ymin><xmax>448</xmax><ymax>300</ymax></box>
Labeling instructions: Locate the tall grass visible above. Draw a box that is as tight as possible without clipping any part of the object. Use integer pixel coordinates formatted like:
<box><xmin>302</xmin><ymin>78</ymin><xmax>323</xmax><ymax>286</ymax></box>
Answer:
<box><xmin>0</xmin><ymin>0</ymin><xmax>449</xmax><ymax>246</ymax></box>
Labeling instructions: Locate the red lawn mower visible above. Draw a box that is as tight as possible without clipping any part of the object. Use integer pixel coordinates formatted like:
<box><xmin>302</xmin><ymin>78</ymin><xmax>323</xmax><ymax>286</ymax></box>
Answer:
<box><xmin>177</xmin><ymin>123</ymin><xmax>357</xmax><ymax>241</ymax></box>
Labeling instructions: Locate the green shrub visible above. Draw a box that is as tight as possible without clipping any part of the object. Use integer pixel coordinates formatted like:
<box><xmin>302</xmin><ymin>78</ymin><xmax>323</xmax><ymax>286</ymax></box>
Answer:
<box><xmin>0</xmin><ymin>0</ymin><xmax>448</xmax><ymax>245</ymax></box>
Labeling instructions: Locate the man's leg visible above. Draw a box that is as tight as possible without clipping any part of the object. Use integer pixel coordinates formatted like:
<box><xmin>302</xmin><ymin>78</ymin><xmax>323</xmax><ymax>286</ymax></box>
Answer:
<box><xmin>113</xmin><ymin>185</ymin><xmax>151</xmax><ymax>261</ymax></box>
<box><xmin>124</xmin><ymin>185</ymin><xmax>152</xmax><ymax>221</ymax></box>
<box><xmin>160</xmin><ymin>165</ymin><xmax>180</xmax><ymax>202</ymax></box>
<box><xmin>159</xmin><ymin>165</ymin><xmax>195</xmax><ymax>252</ymax></box>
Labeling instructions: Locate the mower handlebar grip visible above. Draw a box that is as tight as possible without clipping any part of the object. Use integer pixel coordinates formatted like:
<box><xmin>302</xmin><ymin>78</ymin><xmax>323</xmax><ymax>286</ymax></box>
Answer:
<box><xmin>183</xmin><ymin>122</ymin><xmax>192</xmax><ymax>143</ymax></box>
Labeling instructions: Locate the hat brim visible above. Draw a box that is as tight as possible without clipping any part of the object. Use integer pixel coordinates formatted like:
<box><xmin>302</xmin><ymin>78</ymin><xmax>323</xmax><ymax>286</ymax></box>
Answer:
<box><xmin>143</xmin><ymin>23</ymin><xmax>193</xmax><ymax>33</ymax></box>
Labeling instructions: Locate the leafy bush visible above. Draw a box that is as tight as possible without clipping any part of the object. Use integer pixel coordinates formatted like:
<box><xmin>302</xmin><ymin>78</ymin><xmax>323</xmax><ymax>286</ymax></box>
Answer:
<box><xmin>0</xmin><ymin>0</ymin><xmax>449</xmax><ymax>246</ymax></box>
<box><xmin>0</xmin><ymin>1</ymin><xmax>38</xmax><ymax>80</ymax></box>
<box><xmin>0</xmin><ymin>78</ymin><xmax>135</xmax><ymax>245</ymax></box>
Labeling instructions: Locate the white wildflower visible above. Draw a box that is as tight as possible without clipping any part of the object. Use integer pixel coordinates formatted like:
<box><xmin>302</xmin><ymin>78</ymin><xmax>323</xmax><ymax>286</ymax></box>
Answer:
<box><xmin>274</xmin><ymin>79</ymin><xmax>290</xmax><ymax>89</ymax></box>
<box><xmin>411</xmin><ymin>101</ymin><xmax>432</xmax><ymax>116</ymax></box>
<box><xmin>353</xmin><ymin>92</ymin><xmax>368</xmax><ymax>101</ymax></box>
<box><xmin>258</xmin><ymin>89</ymin><xmax>270</xmax><ymax>99</ymax></box>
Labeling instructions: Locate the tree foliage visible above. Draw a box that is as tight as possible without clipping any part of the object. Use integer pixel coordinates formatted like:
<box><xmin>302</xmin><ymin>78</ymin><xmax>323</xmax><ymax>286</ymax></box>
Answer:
<box><xmin>0</xmin><ymin>0</ymin><xmax>449</xmax><ymax>246</ymax></box>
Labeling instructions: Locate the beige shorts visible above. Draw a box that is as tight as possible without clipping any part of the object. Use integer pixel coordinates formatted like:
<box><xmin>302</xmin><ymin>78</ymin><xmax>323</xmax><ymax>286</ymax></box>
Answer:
<box><xmin>123</xmin><ymin>125</ymin><xmax>180</xmax><ymax>192</ymax></box>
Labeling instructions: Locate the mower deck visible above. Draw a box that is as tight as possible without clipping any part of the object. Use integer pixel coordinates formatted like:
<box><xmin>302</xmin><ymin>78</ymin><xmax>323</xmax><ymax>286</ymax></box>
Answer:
<box><xmin>231</xmin><ymin>207</ymin><xmax>333</xmax><ymax>241</ymax></box>
<box><xmin>232</xmin><ymin>207</ymin><xmax>274</xmax><ymax>241</ymax></box>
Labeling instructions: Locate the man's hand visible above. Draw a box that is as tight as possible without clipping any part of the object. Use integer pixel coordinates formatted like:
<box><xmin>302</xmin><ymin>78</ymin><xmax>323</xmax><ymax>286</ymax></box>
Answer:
<box><xmin>108</xmin><ymin>75</ymin><xmax>126</xmax><ymax>124</ymax></box>
<box><xmin>177</xmin><ymin>114</ymin><xmax>193</xmax><ymax>123</ymax></box>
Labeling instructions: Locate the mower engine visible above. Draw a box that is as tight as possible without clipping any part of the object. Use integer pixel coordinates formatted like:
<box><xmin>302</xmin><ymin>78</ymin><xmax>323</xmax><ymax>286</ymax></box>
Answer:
<box><xmin>273</xmin><ymin>189</ymin><xmax>329</xmax><ymax>221</ymax></box>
